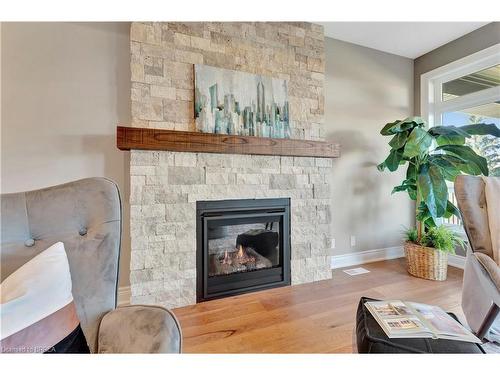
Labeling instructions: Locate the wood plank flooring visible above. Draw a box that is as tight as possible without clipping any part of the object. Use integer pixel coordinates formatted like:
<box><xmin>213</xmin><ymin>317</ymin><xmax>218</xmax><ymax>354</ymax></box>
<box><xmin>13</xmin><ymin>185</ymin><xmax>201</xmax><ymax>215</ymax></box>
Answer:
<box><xmin>173</xmin><ymin>259</ymin><xmax>465</xmax><ymax>353</ymax></box>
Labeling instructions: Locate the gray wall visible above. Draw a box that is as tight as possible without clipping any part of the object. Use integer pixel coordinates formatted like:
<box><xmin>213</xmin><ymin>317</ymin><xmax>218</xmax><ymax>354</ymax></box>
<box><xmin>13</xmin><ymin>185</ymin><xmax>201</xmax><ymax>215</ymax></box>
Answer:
<box><xmin>0</xmin><ymin>24</ymin><xmax>426</xmax><ymax>287</ymax></box>
<box><xmin>1</xmin><ymin>22</ymin><xmax>132</xmax><ymax>287</ymax></box>
<box><xmin>325</xmin><ymin>37</ymin><xmax>414</xmax><ymax>256</ymax></box>
<box><xmin>414</xmin><ymin>22</ymin><xmax>500</xmax><ymax>114</ymax></box>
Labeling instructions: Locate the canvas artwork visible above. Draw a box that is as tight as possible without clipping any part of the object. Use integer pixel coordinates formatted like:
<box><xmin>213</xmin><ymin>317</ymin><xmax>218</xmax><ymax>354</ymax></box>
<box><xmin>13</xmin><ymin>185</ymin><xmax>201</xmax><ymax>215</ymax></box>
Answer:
<box><xmin>194</xmin><ymin>65</ymin><xmax>291</xmax><ymax>139</ymax></box>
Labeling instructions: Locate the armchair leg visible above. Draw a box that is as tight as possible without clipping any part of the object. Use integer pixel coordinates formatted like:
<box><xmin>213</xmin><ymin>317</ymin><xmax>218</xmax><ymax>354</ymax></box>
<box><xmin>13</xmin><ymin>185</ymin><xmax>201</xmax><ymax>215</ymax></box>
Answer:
<box><xmin>476</xmin><ymin>304</ymin><xmax>500</xmax><ymax>341</ymax></box>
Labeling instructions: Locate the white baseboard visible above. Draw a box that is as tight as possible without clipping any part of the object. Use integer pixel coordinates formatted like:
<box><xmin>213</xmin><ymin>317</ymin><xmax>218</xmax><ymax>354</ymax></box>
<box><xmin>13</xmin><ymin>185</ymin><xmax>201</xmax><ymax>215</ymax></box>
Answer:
<box><xmin>447</xmin><ymin>254</ymin><xmax>465</xmax><ymax>269</ymax></box>
<box><xmin>117</xmin><ymin>286</ymin><xmax>131</xmax><ymax>306</ymax></box>
<box><xmin>331</xmin><ymin>247</ymin><xmax>466</xmax><ymax>270</ymax></box>
<box><xmin>331</xmin><ymin>246</ymin><xmax>404</xmax><ymax>269</ymax></box>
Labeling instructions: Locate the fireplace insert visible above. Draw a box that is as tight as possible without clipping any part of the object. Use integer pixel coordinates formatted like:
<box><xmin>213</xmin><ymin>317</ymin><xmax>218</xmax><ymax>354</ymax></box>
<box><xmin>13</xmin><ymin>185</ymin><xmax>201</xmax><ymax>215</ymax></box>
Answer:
<box><xmin>196</xmin><ymin>198</ymin><xmax>291</xmax><ymax>302</ymax></box>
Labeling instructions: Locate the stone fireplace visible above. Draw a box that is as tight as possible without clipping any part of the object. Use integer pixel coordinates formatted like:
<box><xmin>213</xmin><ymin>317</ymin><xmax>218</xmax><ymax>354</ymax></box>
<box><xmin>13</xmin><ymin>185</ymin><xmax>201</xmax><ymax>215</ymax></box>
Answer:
<box><xmin>196</xmin><ymin>197</ymin><xmax>291</xmax><ymax>301</ymax></box>
<box><xmin>127</xmin><ymin>22</ymin><xmax>334</xmax><ymax>309</ymax></box>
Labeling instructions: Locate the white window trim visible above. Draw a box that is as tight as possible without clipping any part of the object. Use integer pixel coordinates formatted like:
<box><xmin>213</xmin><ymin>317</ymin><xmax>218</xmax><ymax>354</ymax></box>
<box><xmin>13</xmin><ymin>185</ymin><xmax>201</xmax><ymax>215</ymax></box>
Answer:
<box><xmin>420</xmin><ymin>43</ymin><xmax>500</xmax><ymax>127</ymax></box>
<box><xmin>420</xmin><ymin>43</ymin><xmax>500</xmax><ymax>227</ymax></box>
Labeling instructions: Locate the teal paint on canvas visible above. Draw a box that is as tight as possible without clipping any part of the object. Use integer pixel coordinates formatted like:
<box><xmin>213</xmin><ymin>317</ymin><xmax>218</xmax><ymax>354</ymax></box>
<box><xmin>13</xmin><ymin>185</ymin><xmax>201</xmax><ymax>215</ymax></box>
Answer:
<box><xmin>194</xmin><ymin>65</ymin><xmax>291</xmax><ymax>138</ymax></box>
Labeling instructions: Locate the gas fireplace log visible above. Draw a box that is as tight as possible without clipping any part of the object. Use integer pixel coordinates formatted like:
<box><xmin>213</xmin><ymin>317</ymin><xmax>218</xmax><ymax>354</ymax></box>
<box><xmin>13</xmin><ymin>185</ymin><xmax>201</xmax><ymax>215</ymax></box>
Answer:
<box><xmin>236</xmin><ymin>229</ymin><xmax>279</xmax><ymax>259</ymax></box>
<box><xmin>209</xmin><ymin>246</ymin><xmax>272</xmax><ymax>276</ymax></box>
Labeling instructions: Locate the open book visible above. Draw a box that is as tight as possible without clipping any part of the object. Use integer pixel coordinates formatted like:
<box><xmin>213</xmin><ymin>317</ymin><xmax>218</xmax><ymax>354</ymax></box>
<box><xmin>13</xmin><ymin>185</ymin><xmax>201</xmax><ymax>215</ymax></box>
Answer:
<box><xmin>365</xmin><ymin>300</ymin><xmax>481</xmax><ymax>343</ymax></box>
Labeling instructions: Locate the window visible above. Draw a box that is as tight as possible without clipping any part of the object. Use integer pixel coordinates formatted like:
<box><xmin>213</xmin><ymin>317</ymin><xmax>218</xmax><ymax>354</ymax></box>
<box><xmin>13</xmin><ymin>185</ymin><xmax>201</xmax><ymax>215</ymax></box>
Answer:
<box><xmin>442</xmin><ymin>104</ymin><xmax>500</xmax><ymax>177</ymax></box>
<box><xmin>442</xmin><ymin>64</ymin><xmax>500</xmax><ymax>101</ymax></box>
<box><xmin>421</xmin><ymin>44</ymin><xmax>500</xmax><ymax>225</ymax></box>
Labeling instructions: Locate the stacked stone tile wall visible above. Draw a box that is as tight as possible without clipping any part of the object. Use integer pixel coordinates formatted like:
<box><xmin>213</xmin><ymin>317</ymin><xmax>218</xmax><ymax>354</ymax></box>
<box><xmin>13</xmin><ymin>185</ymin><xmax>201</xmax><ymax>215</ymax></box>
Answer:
<box><xmin>130</xmin><ymin>22</ymin><xmax>325</xmax><ymax>140</ymax></box>
<box><xmin>129</xmin><ymin>22</ymin><xmax>330</xmax><ymax>308</ymax></box>
<box><xmin>130</xmin><ymin>151</ymin><xmax>333</xmax><ymax>308</ymax></box>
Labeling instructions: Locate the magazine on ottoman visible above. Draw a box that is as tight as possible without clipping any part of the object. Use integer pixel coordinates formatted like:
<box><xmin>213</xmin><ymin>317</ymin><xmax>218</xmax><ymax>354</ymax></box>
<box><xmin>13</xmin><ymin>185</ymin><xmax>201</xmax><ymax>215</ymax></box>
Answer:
<box><xmin>365</xmin><ymin>300</ymin><xmax>481</xmax><ymax>343</ymax></box>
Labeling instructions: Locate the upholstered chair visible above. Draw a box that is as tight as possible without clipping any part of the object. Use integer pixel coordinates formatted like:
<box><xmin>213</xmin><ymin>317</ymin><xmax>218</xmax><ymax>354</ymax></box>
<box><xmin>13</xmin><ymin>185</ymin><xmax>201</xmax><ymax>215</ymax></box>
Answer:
<box><xmin>455</xmin><ymin>175</ymin><xmax>500</xmax><ymax>341</ymax></box>
<box><xmin>1</xmin><ymin>178</ymin><xmax>182</xmax><ymax>353</ymax></box>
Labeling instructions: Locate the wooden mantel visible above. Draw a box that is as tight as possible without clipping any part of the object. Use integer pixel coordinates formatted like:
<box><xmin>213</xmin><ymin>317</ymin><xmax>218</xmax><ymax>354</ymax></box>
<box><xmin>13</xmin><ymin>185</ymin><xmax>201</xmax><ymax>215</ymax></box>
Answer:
<box><xmin>117</xmin><ymin>126</ymin><xmax>340</xmax><ymax>158</ymax></box>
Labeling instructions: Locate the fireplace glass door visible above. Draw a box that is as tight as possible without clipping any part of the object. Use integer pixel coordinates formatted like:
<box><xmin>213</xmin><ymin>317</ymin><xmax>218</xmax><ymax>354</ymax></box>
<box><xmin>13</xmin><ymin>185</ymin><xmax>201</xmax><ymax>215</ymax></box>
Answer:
<box><xmin>197</xmin><ymin>199</ymin><xmax>290</xmax><ymax>301</ymax></box>
<box><xmin>208</xmin><ymin>218</ymin><xmax>281</xmax><ymax>277</ymax></box>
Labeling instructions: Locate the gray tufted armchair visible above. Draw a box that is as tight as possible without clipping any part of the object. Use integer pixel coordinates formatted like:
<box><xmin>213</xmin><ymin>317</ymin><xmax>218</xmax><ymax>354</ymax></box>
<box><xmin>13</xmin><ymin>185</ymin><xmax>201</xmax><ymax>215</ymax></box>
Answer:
<box><xmin>1</xmin><ymin>178</ymin><xmax>182</xmax><ymax>353</ymax></box>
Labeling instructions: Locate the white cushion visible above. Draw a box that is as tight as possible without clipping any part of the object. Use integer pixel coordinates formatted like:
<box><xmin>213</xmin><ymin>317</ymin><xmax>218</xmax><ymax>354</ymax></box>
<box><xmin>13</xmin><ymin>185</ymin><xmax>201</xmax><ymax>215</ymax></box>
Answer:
<box><xmin>0</xmin><ymin>242</ymin><xmax>74</xmax><ymax>340</ymax></box>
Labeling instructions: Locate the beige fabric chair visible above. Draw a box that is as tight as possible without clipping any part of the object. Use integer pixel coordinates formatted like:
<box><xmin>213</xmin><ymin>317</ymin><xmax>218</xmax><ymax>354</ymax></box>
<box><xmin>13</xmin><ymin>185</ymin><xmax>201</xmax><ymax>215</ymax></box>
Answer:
<box><xmin>1</xmin><ymin>178</ymin><xmax>182</xmax><ymax>353</ymax></box>
<box><xmin>455</xmin><ymin>175</ymin><xmax>500</xmax><ymax>341</ymax></box>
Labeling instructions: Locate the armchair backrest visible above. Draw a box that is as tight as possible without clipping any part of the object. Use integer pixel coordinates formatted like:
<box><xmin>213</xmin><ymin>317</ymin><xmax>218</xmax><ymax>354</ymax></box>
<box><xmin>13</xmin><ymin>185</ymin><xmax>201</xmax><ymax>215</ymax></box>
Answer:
<box><xmin>454</xmin><ymin>175</ymin><xmax>493</xmax><ymax>258</ymax></box>
<box><xmin>1</xmin><ymin>178</ymin><xmax>121</xmax><ymax>352</ymax></box>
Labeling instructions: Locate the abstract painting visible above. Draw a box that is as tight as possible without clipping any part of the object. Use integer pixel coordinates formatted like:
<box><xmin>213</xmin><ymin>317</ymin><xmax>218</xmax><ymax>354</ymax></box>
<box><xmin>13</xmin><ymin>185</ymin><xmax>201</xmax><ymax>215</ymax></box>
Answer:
<box><xmin>194</xmin><ymin>65</ymin><xmax>290</xmax><ymax>139</ymax></box>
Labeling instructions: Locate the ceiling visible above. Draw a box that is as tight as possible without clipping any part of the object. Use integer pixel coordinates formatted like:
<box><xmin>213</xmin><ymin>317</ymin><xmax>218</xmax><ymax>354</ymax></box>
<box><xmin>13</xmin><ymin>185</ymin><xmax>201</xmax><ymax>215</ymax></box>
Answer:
<box><xmin>318</xmin><ymin>22</ymin><xmax>490</xmax><ymax>59</ymax></box>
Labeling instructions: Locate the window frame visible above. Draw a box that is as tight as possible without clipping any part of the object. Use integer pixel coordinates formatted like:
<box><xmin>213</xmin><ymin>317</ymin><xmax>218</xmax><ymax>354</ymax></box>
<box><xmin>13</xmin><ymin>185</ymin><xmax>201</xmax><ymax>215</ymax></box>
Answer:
<box><xmin>421</xmin><ymin>43</ymin><xmax>500</xmax><ymax>128</ymax></box>
<box><xmin>420</xmin><ymin>43</ymin><xmax>500</xmax><ymax>226</ymax></box>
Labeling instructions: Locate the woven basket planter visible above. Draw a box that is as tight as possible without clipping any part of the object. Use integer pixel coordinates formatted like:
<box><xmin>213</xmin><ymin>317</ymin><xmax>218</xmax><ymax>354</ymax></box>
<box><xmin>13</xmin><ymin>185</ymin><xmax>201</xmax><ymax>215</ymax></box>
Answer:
<box><xmin>404</xmin><ymin>241</ymin><xmax>448</xmax><ymax>281</ymax></box>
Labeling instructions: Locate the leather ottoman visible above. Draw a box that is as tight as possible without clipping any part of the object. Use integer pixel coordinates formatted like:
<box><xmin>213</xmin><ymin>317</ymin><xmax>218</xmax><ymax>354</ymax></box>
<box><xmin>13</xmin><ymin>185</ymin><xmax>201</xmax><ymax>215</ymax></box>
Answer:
<box><xmin>356</xmin><ymin>297</ymin><xmax>484</xmax><ymax>353</ymax></box>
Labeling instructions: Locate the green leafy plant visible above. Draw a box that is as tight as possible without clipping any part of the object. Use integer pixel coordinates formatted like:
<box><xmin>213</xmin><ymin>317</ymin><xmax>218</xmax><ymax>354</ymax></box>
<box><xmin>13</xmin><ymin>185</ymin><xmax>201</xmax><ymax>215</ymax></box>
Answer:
<box><xmin>404</xmin><ymin>227</ymin><xmax>418</xmax><ymax>243</ymax></box>
<box><xmin>378</xmin><ymin>117</ymin><xmax>500</xmax><ymax>242</ymax></box>
<box><xmin>420</xmin><ymin>226</ymin><xmax>466</xmax><ymax>254</ymax></box>
<box><xmin>404</xmin><ymin>225</ymin><xmax>465</xmax><ymax>253</ymax></box>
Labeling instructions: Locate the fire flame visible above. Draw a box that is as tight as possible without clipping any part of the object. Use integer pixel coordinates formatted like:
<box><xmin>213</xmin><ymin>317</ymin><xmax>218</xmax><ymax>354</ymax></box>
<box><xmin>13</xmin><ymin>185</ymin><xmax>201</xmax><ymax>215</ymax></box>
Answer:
<box><xmin>219</xmin><ymin>245</ymin><xmax>257</xmax><ymax>269</ymax></box>
<box><xmin>237</xmin><ymin>244</ymin><xmax>244</xmax><ymax>258</ymax></box>
<box><xmin>222</xmin><ymin>250</ymin><xmax>231</xmax><ymax>265</ymax></box>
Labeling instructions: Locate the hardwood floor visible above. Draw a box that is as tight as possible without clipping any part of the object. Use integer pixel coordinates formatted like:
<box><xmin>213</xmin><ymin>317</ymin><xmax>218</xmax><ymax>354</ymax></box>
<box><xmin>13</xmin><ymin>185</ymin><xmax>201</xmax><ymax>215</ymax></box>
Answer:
<box><xmin>173</xmin><ymin>259</ymin><xmax>465</xmax><ymax>353</ymax></box>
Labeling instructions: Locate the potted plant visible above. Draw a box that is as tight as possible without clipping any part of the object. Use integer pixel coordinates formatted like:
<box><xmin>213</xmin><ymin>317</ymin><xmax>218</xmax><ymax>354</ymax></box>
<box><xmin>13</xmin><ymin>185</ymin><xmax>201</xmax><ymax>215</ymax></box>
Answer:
<box><xmin>377</xmin><ymin>117</ymin><xmax>500</xmax><ymax>281</ymax></box>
